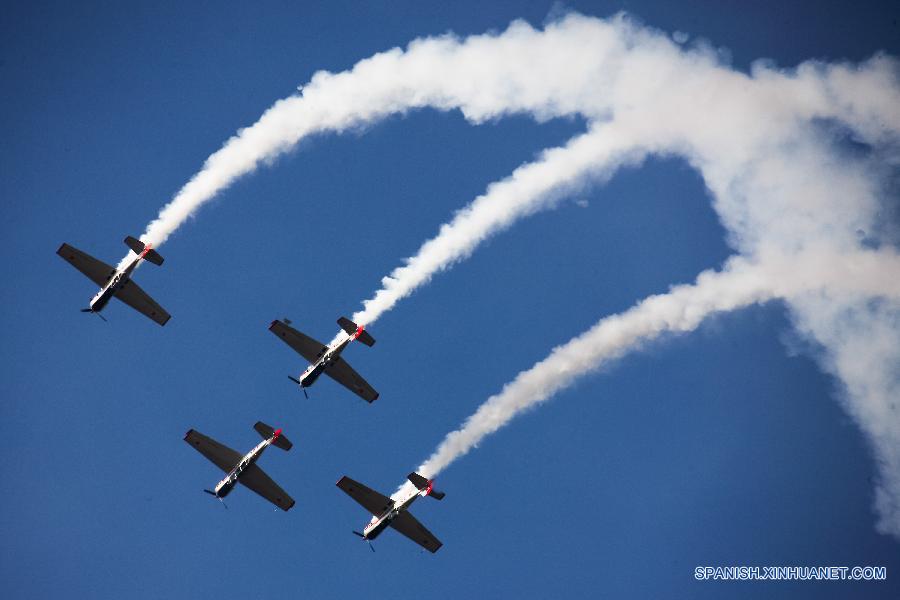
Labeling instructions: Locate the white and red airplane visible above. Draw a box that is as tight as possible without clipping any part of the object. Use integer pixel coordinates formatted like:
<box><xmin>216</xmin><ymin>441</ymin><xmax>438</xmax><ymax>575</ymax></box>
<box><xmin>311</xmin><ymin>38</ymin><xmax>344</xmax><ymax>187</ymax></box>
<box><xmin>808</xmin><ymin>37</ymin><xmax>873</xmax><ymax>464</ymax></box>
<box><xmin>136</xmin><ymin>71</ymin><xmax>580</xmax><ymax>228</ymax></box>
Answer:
<box><xmin>269</xmin><ymin>317</ymin><xmax>378</xmax><ymax>402</ymax></box>
<box><xmin>57</xmin><ymin>235</ymin><xmax>170</xmax><ymax>325</ymax></box>
<box><xmin>337</xmin><ymin>472</ymin><xmax>445</xmax><ymax>552</ymax></box>
<box><xmin>184</xmin><ymin>422</ymin><xmax>295</xmax><ymax>511</ymax></box>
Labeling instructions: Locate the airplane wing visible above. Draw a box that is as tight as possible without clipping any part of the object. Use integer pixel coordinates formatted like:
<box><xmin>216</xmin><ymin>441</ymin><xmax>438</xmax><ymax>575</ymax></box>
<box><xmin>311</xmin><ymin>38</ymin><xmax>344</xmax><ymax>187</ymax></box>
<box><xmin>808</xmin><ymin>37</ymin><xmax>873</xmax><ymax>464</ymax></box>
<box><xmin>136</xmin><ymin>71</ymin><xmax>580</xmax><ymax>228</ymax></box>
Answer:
<box><xmin>269</xmin><ymin>320</ymin><xmax>327</xmax><ymax>364</ymax></box>
<box><xmin>389</xmin><ymin>510</ymin><xmax>443</xmax><ymax>553</ymax></box>
<box><xmin>325</xmin><ymin>357</ymin><xmax>379</xmax><ymax>403</ymax></box>
<box><xmin>239</xmin><ymin>464</ymin><xmax>295</xmax><ymax>511</ymax></box>
<box><xmin>184</xmin><ymin>429</ymin><xmax>242</xmax><ymax>473</ymax></box>
<box><xmin>57</xmin><ymin>243</ymin><xmax>116</xmax><ymax>287</ymax></box>
<box><xmin>114</xmin><ymin>279</ymin><xmax>171</xmax><ymax>326</ymax></box>
<box><xmin>336</xmin><ymin>476</ymin><xmax>393</xmax><ymax>516</ymax></box>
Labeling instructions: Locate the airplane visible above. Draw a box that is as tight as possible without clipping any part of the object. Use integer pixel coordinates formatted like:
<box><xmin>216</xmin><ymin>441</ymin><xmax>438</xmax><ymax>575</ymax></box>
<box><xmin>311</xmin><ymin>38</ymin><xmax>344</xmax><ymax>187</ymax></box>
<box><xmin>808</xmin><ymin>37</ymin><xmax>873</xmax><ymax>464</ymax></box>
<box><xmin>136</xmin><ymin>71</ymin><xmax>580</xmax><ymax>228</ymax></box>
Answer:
<box><xmin>269</xmin><ymin>317</ymin><xmax>378</xmax><ymax>402</ymax></box>
<box><xmin>184</xmin><ymin>421</ymin><xmax>295</xmax><ymax>511</ymax></box>
<box><xmin>56</xmin><ymin>235</ymin><xmax>171</xmax><ymax>325</ymax></box>
<box><xmin>336</xmin><ymin>471</ymin><xmax>445</xmax><ymax>553</ymax></box>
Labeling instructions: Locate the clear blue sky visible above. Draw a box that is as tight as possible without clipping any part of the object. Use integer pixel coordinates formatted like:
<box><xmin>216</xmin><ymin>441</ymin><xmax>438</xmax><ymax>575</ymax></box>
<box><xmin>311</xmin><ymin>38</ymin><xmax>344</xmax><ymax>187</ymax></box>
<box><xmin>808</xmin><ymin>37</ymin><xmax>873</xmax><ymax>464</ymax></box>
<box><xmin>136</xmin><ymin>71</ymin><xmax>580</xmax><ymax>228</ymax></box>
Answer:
<box><xmin>2</xmin><ymin>2</ymin><xmax>898</xmax><ymax>598</ymax></box>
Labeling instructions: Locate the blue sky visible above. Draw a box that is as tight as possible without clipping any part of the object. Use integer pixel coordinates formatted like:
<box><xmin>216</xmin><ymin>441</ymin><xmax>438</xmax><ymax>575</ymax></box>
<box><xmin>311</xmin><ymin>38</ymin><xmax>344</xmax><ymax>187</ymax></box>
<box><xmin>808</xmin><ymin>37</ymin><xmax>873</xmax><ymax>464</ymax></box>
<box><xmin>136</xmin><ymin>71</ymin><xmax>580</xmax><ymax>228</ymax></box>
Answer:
<box><xmin>2</xmin><ymin>2</ymin><xmax>898</xmax><ymax>599</ymax></box>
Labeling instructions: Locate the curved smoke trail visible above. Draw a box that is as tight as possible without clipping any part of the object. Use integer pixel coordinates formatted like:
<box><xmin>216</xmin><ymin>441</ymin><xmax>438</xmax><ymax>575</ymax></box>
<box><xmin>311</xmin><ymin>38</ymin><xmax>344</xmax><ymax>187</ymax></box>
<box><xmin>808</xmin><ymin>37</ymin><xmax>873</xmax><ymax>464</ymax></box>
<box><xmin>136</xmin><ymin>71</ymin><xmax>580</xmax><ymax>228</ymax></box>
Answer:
<box><xmin>408</xmin><ymin>250</ymin><xmax>900</xmax><ymax>483</ymax></box>
<box><xmin>126</xmin><ymin>13</ymin><xmax>900</xmax><ymax>535</ymax></box>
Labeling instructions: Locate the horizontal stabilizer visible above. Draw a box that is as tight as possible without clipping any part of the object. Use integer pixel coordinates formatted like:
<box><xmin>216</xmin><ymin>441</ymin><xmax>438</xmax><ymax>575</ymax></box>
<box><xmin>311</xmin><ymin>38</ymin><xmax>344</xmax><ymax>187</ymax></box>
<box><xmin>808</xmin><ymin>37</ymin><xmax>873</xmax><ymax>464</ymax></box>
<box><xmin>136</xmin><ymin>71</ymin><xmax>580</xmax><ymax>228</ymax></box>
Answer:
<box><xmin>143</xmin><ymin>248</ymin><xmax>164</xmax><ymax>266</ymax></box>
<box><xmin>124</xmin><ymin>235</ymin><xmax>145</xmax><ymax>254</ymax></box>
<box><xmin>124</xmin><ymin>235</ymin><xmax>164</xmax><ymax>266</ymax></box>
<box><xmin>254</xmin><ymin>421</ymin><xmax>292</xmax><ymax>450</ymax></box>
<box><xmin>338</xmin><ymin>316</ymin><xmax>375</xmax><ymax>347</ymax></box>
<box><xmin>408</xmin><ymin>472</ymin><xmax>444</xmax><ymax>500</ymax></box>
<box><xmin>407</xmin><ymin>472</ymin><xmax>429</xmax><ymax>489</ymax></box>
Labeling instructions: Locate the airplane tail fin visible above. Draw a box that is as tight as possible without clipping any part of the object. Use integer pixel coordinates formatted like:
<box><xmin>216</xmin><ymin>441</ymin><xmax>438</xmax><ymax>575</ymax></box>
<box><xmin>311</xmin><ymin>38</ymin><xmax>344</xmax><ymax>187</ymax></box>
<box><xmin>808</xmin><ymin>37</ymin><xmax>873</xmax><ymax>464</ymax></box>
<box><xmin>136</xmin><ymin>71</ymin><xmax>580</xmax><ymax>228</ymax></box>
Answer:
<box><xmin>124</xmin><ymin>236</ymin><xmax>164</xmax><ymax>266</ymax></box>
<box><xmin>338</xmin><ymin>316</ymin><xmax>375</xmax><ymax>347</ymax></box>
<box><xmin>407</xmin><ymin>472</ymin><xmax>445</xmax><ymax>500</ymax></box>
<box><xmin>254</xmin><ymin>421</ymin><xmax>293</xmax><ymax>451</ymax></box>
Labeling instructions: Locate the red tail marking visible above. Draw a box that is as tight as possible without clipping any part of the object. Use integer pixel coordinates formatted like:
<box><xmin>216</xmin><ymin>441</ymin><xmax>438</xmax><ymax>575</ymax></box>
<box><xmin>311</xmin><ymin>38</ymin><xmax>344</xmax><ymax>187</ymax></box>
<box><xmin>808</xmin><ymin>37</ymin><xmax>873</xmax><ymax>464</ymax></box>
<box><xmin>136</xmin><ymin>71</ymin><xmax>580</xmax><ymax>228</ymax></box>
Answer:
<box><xmin>354</xmin><ymin>324</ymin><xmax>365</xmax><ymax>339</ymax></box>
<box><xmin>273</xmin><ymin>428</ymin><xmax>282</xmax><ymax>439</ymax></box>
<box><xmin>424</xmin><ymin>480</ymin><xmax>434</xmax><ymax>496</ymax></box>
<box><xmin>139</xmin><ymin>242</ymin><xmax>152</xmax><ymax>258</ymax></box>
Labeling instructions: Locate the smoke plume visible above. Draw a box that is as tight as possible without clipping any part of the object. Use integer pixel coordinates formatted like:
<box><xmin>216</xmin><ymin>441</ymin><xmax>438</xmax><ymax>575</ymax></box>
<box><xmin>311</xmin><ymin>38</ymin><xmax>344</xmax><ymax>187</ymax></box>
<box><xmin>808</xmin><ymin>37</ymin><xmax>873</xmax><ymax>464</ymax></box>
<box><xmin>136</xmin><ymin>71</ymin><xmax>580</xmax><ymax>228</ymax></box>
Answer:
<box><xmin>126</xmin><ymin>13</ymin><xmax>900</xmax><ymax>534</ymax></box>
<box><xmin>401</xmin><ymin>251</ymin><xmax>900</xmax><ymax>491</ymax></box>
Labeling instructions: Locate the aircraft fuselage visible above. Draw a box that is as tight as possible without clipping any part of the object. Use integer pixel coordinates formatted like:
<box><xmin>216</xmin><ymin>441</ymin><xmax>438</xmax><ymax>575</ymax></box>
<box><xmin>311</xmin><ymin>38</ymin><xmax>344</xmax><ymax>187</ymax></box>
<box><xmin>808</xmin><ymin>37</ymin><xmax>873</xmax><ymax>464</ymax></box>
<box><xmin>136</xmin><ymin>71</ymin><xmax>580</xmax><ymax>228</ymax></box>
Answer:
<box><xmin>87</xmin><ymin>253</ymin><xmax>143</xmax><ymax>313</ymax></box>
<box><xmin>90</xmin><ymin>256</ymin><xmax>141</xmax><ymax>312</ymax></box>
<box><xmin>361</xmin><ymin>486</ymin><xmax>422</xmax><ymax>540</ymax></box>
<box><xmin>297</xmin><ymin>334</ymin><xmax>354</xmax><ymax>387</ymax></box>
<box><xmin>211</xmin><ymin>436</ymin><xmax>274</xmax><ymax>498</ymax></box>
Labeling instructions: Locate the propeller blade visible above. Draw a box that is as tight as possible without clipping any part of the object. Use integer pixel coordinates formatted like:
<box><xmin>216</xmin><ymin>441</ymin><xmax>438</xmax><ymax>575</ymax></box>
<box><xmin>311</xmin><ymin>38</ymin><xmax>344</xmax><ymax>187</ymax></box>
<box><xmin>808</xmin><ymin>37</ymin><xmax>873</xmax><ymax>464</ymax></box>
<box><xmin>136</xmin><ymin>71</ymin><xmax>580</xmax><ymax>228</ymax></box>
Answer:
<box><xmin>352</xmin><ymin>531</ymin><xmax>374</xmax><ymax>552</ymax></box>
<box><xmin>82</xmin><ymin>308</ymin><xmax>107</xmax><ymax>322</ymax></box>
<box><xmin>203</xmin><ymin>489</ymin><xmax>227</xmax><ymax>509</ymax></box>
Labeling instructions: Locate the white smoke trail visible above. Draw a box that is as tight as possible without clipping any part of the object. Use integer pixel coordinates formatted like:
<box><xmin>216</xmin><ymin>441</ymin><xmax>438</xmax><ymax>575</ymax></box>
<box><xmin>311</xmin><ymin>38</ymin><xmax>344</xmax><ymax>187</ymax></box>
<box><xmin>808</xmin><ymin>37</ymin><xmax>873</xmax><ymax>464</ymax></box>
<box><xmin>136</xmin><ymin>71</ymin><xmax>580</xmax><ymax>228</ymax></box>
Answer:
<box><xmin>351</xmin><ymin>120</ymin><xmax>647</xmax><ymax>325</ymax></box>
<box><xmin>348</xmin><ymin>26</ymin><xmax>900</xmax><ymax>326</ymax></box>
<box><xmin>391</xmin><ymin>249</ymin><xmax>900</xmax><ymax>498</ymax></box>
<box><xmin>787</xmin><ymin>292</ymin><xmax>900</xmax><ymax>536</ymax></box>
<box><xmin>121</xmin><ymin>12</ymin><xmax>899</xmax><ymax>271</ymax></box>
<box><xmin>121</xmin><ymin>13</ymin><xmax>900</xmax><ymax>534</ymax></box>
<box><xmin>118</xmin><ymin>14</ymin><xmax>641</xmax><ymax>268</ymax></box>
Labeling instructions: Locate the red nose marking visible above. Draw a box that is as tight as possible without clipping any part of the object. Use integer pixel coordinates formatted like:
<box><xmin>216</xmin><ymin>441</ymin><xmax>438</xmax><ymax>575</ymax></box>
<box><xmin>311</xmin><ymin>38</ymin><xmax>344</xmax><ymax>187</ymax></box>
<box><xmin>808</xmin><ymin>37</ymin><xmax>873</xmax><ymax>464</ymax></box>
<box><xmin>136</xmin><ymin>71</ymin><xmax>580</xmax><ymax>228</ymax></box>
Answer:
<box><xmin>273</xmin><ymin>428</ymin><xmax>282</xmax><ymax>439</ymax></box>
